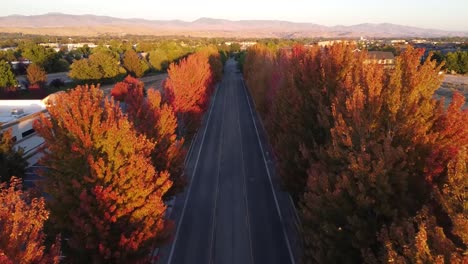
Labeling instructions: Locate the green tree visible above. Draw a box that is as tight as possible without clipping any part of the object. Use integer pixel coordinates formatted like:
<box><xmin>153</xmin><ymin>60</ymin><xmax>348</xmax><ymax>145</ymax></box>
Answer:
<box><xmin>0</xmin><ymin>50</ymin><xmax>17</xmax><ymax>62</ymax></box>
<box><xmin>91</xmin><ymin>45</ymin><xmax>119</xmax><ymax>61</ymax></box>
<box><xmin>0</xmin><ymin>130</ymin><xmax>27</xmax><ymax>183</ymax></box>
<box><xmin>149</xmin><ymin>49</ymin><xmax>169</xmax><ymax>71</ymax></box>
<box><xmin>0</xmin><ymin>61</ymin><xmax>18</xmax><ymax>92</ymax></box>
<box><xmin>230</xmin><ymin>43</ymin><xmax>241</xmax><ymax>53</ymax></box>
<box><xmin>446</xmin><ymin>52</ymin><xmax>460</xmax><ymax>73</ymax></box>
<box><xmin>89</xmin><ymin>51</ymin><xmax>121</xmax><ymax>79</ymax></box>
<box><xmin>445</xmin><ymin>51</ymin><xmax>468</xmax><ymax>74</ymax></box>
<box><xmin>431</xmin><ymin>51</ymin><xmax>445</xmax><ymax>66</ymax></box>
<box><xmin>68</xmin><ymin>58</ymin><xmax>99</xmax><ymax>82</ymax></box>
<box><xmin>21</xmin><ymin>43</ymin><xmax>51</xmax><ymax>66</ymax></box>
<box><xmin>20</xmin><ymin>43</ymin><xmax>69</xmax><ymax>73</ymax></box>
<box><xmin>69</xmin><ymin>51</ymin><xmax>121</xmax><ymax>82</ymax></box>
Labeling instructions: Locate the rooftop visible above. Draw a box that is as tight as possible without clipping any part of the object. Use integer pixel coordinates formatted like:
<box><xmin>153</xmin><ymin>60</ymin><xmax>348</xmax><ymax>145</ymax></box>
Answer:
<box><xmin>368</xmin><ymin>51</ymin><xmax>395</xmax><ymax>60</ymax></box>
<box><xmin>0</xmin><ymin>100</ymin><xmax>46</xmax><ymax>127</ymax></box>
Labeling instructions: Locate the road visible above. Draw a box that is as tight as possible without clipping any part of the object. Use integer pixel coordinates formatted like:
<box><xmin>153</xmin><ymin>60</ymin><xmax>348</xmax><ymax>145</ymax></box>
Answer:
<box><xmin>17</xmin><ymin>71</ymin><xmax>72</xmax><ymax>86</ymax></box>
<box><xmin>157</xmin><ymin>59</ymin><xmax>296</xmax><ymax>264</ymax></box>
<box><xmin>100</xmin><ymin>74</ymin><xmax>167</xmax><ymax>95</ymax></box>
<box><xmin>17</xmin><ymin>71</ymin><xmax>167</xmax><ymax>93</ymax></box>
<box><xmin>436</xmin><ymin>74</ymin><xmax>468</xmax><ymax>108</ymax></box>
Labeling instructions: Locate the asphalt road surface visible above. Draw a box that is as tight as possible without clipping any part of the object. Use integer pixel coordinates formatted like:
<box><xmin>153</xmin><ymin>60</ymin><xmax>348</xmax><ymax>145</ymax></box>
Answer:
<box><xmin>157</xmin><ymin>59</ymin><xmax>295</xmax><ymax>264</ymax></box>
<box><xmin>100</xmin><ymin>73</ymin><xmax>167</xmax><ymax>95</ymax></box>
<box><xmin>17</xmin><ymin>71</ymin><xmax>72</xmax><ymax>86</ymax></box>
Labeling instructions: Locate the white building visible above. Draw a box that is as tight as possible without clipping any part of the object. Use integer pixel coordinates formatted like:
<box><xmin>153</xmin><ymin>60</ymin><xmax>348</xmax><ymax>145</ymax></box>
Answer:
<box><xmin>0</xmin><ymin>100</ymin><xmax>47</xmax><ymax>157</ymax></box>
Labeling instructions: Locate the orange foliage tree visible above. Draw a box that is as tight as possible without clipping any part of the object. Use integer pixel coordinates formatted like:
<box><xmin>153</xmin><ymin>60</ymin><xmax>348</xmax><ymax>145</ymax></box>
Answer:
<box><xmin>196</xmin><ymin>45</ymin><xmax>224</xmax><ymax>83</ymax></box>
<box><xmin>0</xmin><ymin>177</ymin><xmax>61</xmax><ymax>264</ymax></box>
<box><xmin>163</xmin><ymin>52</ymin><xmax>214</xmax><ymax>136</ymax></box>
<box><xmin>34</xmin><ymin>85</ymin><xmax>172</xmax><ymax>263</ymax></box>
<box><xmin>122</xmin><ymin>78</ymin><xmax>187</xmax><ymax>197</ymax></box>
<box><xmin>243</xmin><ymin>44</ymin><xmax>468</xmax><ymax>263</ymax></box>
<box><xmin>243</xmin><ymin>44</ymin><xmax>275</xmax><ymax>116</ymax></box>
<box><xmin>26</xmin><ymin>63</ymin><xmax>47</xmax><ymax>87</ymax></box>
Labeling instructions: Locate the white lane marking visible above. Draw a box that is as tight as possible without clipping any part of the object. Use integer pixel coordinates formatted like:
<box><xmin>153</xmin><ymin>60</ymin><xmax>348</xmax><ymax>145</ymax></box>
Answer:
<box><xmin>167</xmin><ymin>81</ymin><xmax>220</xmax><ymax>264</ymax></box>
<box><xmin>240</xmin><ymin>77</ymin><xmax>296</xmax><ymax>264</ymax></box>
<box><xmin>235</xmin><ymin>76</ymin><xmax>254</xmax><ymax>264</ymax></box>
<box><xmin>184</xmin><ymin>131</ymin><xmax>198</xmax><ymax>165</ymax></box>
<box><xmin>208</xmin><ymin>71</ymin><xmax>228</xmax><ymax>264</ymax></box>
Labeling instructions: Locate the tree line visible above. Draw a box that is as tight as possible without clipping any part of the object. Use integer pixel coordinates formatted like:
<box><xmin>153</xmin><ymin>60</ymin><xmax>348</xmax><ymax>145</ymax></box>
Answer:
<box><xmin>0</xmin><ymin>39</ymin><xmax>234</xmax><ymax>98</ymax></box>
<box><xmin>432</xmin><ymin>50</ymin><xmax>468</xmax><ymax>74</ymax></box>
<box><xmin>243</xmin><ymin>43</ymin><xmax>467</xmax><ymax>263</ymax></box>
<box><xmin>0</xmin><ymin>47</ymin><xmax>223</xmax><ymax>263</ymax></box>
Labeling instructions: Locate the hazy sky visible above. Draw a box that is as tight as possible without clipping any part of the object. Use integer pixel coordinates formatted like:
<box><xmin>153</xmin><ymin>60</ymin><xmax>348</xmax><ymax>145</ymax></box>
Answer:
<box><xmin>2</xmin><ymin>0</ymin><xmax>468</xmax><ymax>31</ymax></box>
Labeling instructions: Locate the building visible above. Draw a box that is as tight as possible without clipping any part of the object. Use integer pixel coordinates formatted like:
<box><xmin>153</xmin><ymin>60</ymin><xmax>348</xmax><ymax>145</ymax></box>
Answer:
<box><xmin>0</xmin><ymin>100</ymin><xmax>47</xmax><ymax>157</ymax></box>
<box><xmin>225</xmin><ymin>41</ymin><xmax>257</xmax><ymax>50</ymax></box>
<box><xmin>367</xmin><ymin>51</ymin><xmax>395</xmax><ymax>67</ymax></box>
<box><xmin>317</xmin><ymin>40</ymin><xmax>357</xmax><ymax>47</ymax></box>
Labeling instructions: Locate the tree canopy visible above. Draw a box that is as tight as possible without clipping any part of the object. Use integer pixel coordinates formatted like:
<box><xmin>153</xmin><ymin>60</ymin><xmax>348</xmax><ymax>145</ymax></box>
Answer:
<box><xmin>0</xmin><ymin>61</ymin><xmax>18</xmax><ymax>92</ymax></box>
<box><xmin>243</xmin><ymin>44</ymin><xmax>468</xmax><ymax>263</ymax></box>
<box><xmin>0</xmin><ymin>177</ymin><xmax>61</xmax><ymax>264</ymax></box>
<box><xmin>34</xmin><ymin>85</ymin><xmax>172</xmax><ymax>263</ymax></box>
<box><xmin>26</xmin><ymin>63</ymin><xmax>47</xmax><ymax>87</ymax></box>
<box><xmin>69</xmin><ymin>51</ymin><xmax>122</xmax><ymax>82</ymax></box>
<box><xmin>122</xmin><ymin>49</ymin><xmax>148</xmax><ymax>78</ymax></box>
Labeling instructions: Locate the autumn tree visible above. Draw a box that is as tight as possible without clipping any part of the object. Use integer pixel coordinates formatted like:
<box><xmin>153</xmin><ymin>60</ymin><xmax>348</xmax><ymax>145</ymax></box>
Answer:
<box><xmin>302</xmin><ymin>47</ymin><xmax>467</xmax><ymax>263</ymax></box>
<box><xmin>243</xmin><ymin>44</ymin><xmax>275</xmax><ymax>116</ymax></box>
<box><xmin>197</xmin><ymin>45</ymin><xmax>224</xmax><ymax>83</ymax></box>
<box><xmin>0</xmin><ymin>177</ymin><xmax>61</xmax><ymax>264</ymax></box>
<box><xmin>0</xmin><ymin>129</ymin><xmax>27</xmax><ymax>183</ymax></box>
<box><xmin>110</xmin><ymin>75</ymin><xmax>145</xmax><ymax>102</ymax></box>
<box><xmin>243</xmin><ymin>44</ymin><xmax>468</xmax><ymax>263</ymax></box>
<box><xmin>125</xmin><ymin>83</ymin><xmax>187</xmax><ymax>197</ymax></box>
<box><xmin>122</xmin><ymin>49</ymin><xmax>148</xmax><ymax>78</ymax></box>
<box><xmin>34</xmin><ymin>85</ymin><xmax>172</xmax><ymax>263</ymax></box>
<box><xmin>243</xmin><ymin>44</ymin><xmax>315</xmax><ymax>199</ymax></box>
<box><xmin>27</xmin><ymin>63</ymin><xmax>47</xmax><ymax>87</ymax></box>
<box><xmin>163</xmin><ymin>52</ymin><xmax>214</xmax><ymax>135</ymax></box>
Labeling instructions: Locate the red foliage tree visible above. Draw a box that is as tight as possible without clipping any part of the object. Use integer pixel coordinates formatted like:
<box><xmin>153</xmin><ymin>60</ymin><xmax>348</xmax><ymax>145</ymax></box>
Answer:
<box><xmin>125</xmin><ymin>84</ymin><xmax>187</xmax><ymax>197</ymax></box>
<box><xmin>34</xmin><ymin>85</ymin><xmax>172</xmax><ymax>263</ymax></box>
<box><xmin>243</xmin><ymin>44</ymin><xmax>468</xmax><ymax>263</ymax></box>
<box><xmin>163</xmin><ymin>52</ymin><xmax>213</xmax><ymax>135</ymax></box>
<box><xmin>110</xmin><ymin>75</ymin><xmax>144</xmax><ymax>102</ymax></box>
<box><xmin>0</xmin><ymin>177</ymin><xmax>61</xmax><ymax>264</ymax></box>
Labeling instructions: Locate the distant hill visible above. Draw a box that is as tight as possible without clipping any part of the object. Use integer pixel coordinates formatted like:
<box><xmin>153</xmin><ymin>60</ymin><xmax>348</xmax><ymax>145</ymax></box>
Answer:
<box><xmin>0</xmin><ymin>13</ymin><xmax>466</xmax><ymax>38</ymax></box>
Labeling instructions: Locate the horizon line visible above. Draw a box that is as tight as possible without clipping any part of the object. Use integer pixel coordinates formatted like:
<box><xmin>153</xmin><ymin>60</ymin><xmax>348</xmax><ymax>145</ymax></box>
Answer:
<box><xmin>1</xmin><ymin>12</ymin><xmax>467</xmax><ymax>33</ymax></box>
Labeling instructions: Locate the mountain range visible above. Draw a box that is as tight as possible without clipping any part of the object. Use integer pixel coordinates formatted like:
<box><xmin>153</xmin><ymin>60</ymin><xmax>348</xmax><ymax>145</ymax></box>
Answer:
<box><xmin>0</xmin><ymin>13</ymin><xmax>466</xmax><ymax>38</ymax></box>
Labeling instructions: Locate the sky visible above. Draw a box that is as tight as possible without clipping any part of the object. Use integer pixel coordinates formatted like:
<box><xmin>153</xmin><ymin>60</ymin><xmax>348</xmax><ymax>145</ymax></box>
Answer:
<box><xmin>2</xmin><ymin>0</ymin><xmax>468</xmax><ymax>31</ymax></box>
